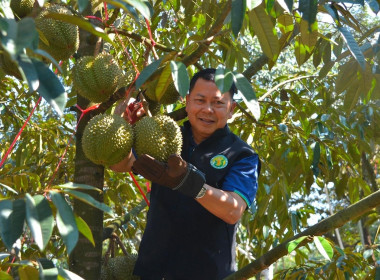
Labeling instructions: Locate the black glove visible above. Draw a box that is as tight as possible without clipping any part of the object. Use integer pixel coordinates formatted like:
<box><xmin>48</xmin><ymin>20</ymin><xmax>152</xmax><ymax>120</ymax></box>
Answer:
<box><xmin>132</xmin><ymin>154</ymin><xmax>206</xmax><ymax>198</ymax></box>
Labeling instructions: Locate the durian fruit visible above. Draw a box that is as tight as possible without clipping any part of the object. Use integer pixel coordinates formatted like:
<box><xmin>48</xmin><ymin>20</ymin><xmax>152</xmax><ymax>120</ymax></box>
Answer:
<box><xmin>72</xmin><ymin>53</ymin><xmax>124</xmax><ymax>103</ymax></box>
<box><xmin>35</xmin><ymin>4</ymin><xmax>79</xmax><ymax>61</ymax></box>
<box><xmin>82</xmin><ymin>114</ymin><xmax>134</xmax><ymax>166</ymax></box>
<box><xmin>144</xmin><ymin>81</ymin><xmax>180</xmax><ymax>105</ymax></box>
<box><xmin>102</xmin><ymin>254</ymin><xmax>139</xmax><ymax>280</ymax></box>
<box><xmin>0</xmin><ymin>49</ymin><xmax>22</xmax><ymax>80</ymax></box>
<box><xmin>133</xmin><ymin>115</ymin><xmax>182</xmax><ymax>162</ymax></box>
<box><xmin>10</xmin><ymin>0</ymin><xmax>34</xmax><ymax>18</ymax></box>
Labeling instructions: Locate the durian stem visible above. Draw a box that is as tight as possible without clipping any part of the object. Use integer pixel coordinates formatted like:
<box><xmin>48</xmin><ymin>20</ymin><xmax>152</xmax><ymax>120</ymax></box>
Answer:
<box><xmin>112</xmin><ymin>233</ymin><xmax>129</xmax><ymax>256</ymax></box>
<box><xmin>139</xmin><ymin>94</ymin><xmax>152</xmax><ymax>117</ymax></box>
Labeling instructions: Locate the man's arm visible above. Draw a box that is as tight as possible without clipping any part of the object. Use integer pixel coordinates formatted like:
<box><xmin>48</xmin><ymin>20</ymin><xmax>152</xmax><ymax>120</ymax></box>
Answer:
<box><xmin>196</xmin><ymin>186</ymin><xmax>246</xmax><ymax>224</ymax></box>
<box><xmin>132</xmin><ymin>154</ymin><xmax>256</xmax><ymax>224</ymax></box>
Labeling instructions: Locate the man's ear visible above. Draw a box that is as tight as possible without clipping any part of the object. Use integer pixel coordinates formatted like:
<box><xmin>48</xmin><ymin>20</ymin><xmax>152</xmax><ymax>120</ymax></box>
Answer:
<box><xmin>228</xmin><ymin>101</ymin><xmax>237</xmax><ymax>118</ymax></box>
<box><xmin>185</xmin><ymin>94</ymin><xmax>190</xmax><ymax>112</ymax></box>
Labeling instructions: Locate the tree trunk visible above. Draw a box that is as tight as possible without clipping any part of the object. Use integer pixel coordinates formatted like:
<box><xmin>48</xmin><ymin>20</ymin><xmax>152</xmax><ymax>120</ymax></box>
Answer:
<box><xmin>69</xmin><ymin>18</ymin><xmax>105</xmax><ymax>278</ymax></box>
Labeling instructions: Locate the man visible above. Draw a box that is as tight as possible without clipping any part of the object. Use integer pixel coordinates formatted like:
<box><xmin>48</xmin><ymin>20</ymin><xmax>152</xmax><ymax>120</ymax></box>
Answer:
<box><xmin>111</xmin><ymin>68</ymin><xmax>260</xmax><ymax>279</ymax></box>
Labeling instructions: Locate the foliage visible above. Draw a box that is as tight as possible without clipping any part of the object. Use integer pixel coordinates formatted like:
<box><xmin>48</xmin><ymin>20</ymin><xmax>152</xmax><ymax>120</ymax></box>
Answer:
<box><xmin>1</xmin><ymin>0</ymin><xmax>380</xmax><ymax>279</ymax></box>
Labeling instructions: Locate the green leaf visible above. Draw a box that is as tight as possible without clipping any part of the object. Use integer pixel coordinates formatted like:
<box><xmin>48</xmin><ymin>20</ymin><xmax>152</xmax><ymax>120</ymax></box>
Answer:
<box><xmin>343</xmin><ymin>81</ymin><xmax>360</xmax><ymax>113</ymax></box>
<box><xmin>155</xmin><ymin>63</ymin><xmax>172</xmax><ymax>101</ymax></box>
<box><xmin>117</xmin><ymin>0</ymin><xmax>153</xmax><ymax>20</ymax></box>
<box><xmin>215</xmin><ymin>67</ymin><xmax>234</xmax><ymax>95</ymax></box>
<box><xmin>56</xmin><ymin>182</ymin><xmax>102</xmax><ymax>192</ymax></box>
<box><xmin>365</xmin><ymin>0</ymin><xmax>380</xmax><ymax>14</ymax></box>
<box><xmin>32</xmin><ymin>59</ymin><xmax>67</xmax><ymax>116</ymax></box>
<box><xmin>25</xmin><ymin>194</ymin><xmax>54</xmax><ymax>251</ymax></box>
<box><xmin>375</xmin><ymin>267</ymin><xmax>380</xmax><ymax>280</ymax></box>
<box><xmin>284</xmin><ymin>0</ymin><xmax>293</xmax><ymax>11</ymax></box>
<box><xmin>0</xmin><ymin>271</ymin><xmax>13</xmax><ymax>280</ymax></box>
<box><xmin>0</xmin><ymin>199</ymin><xmax>26</xmax><ymax>250</ymax></box>
<box><xmin>0</xmin><ymin>182</ymin><xmax>18</xmax><ymax>194</ymax></box>
<box><xmin>135</xmin><ymin>58</ymin><xmax>163</xmax><ymax>90</ymax></box>
<box><xmin>77</xmin><ymin>0</ymin><xmax>90</xmax><ymax>13</ymax></box>
<box><xmin>64</xmin><ymin>190</ymin><xmax>113</xmax><ymax>216</ymax></box>
<box><xmin>249</xmin><ymin>5</ymin><xmax>279</xmax><ymax>61</ymax></box>
<box><xmin>287</xmin><ymin>236</ymin><xmax>308</xmax><ymax>253</ymax></box>
<box><xmin>0</xmin><ymin>253</ymin><xmax>10</xmax><ymax>260</ymax></box>
<box><xmin>299</xmin><ymin>0</ymin><xmax>318</xmax><ymax>25</ymax></box>
<box><xmin>0</xmin><ymin>18</ymin><xmax>39</xmax><ymax>58</ymax></box>
<box><xmin>18</xmin><ymin>265</ymin><xmax>40</xmax><ymax>279</ymax></box>
<box><xmin>107</xmin><ymin>1</ymin><xmax>140</xmax><ymax>22</ymax></box>
<box><xmin>246</xmin><ymin>0</ymin><xmax>262</xmax><ymax>10</ymax></box>
<box><xmin>338</xmin><ymin>26</ymin><xmax>366</xmax><ymax>69</ymax></box>
<box><xmin>318</xmin><ymin>60</ymin><xmax>335</xmax><ymax>79</ymax></box>
<box><xmin>17</xmin><ymin>54</ymin><xmax>39</xmax><ymax>92</ymax></box>
<box><xmin>277</xmin><ymin>14</ymin><xmax>294</xmax><ymax>35</ymax></box>
<box><xmin>278</xmin><ymin>123</ymin><xmax>288</xmax><ymax>133</ymax></box>
<box><xmin>324</xmin><ymin>4</ymin><xmax>339</xmax><ymax>24</ymax></box>
<box><xmin>75</xmin><ymin>215</ymin><xmax>95</xmax><ymax>247</ymax></box>
<box><xmin>299</xmin><ymin>18</ymin><xmax>318</xmax><ymax>53</ymax></box>
<box><xmin>291</xmin><ymin>211</ymin><xmax>298</xmax><ymax>232</ymax></box>
<box><xmin>313</xmin><ymin>236</ymin><xmax>333</xmax><ymax>260</ymax></box>
<box><xmin>231</xmin><ymin>0</ymin><xmax>246</xmax><ymax>37</ymax></box>
<box><xmin>170</xmin><ymin>61</ymin><xmax>189</xmax><ymax>97</ymax></box>
<box><xmin>335</xmin><ymin>61</ymin><xmax>358</xmax><ymax>94</ymax></box>
<box><xmin>57</xmin><ymin>268</ymin><xmax>85</xmax><ymax>280</ymax></box>
<box><xmin>32</xmin><ymin>49</ymin><xmax>61</xmax><ymax>72</ymax></box>
<box><xmin>50</xmin><ymin>191</ymin><xmax>78</xmax><ymax>255</ymax></box>
<box><xmin>45</xmin><ymin>13</ymin><xmax>115</xmax><ymax>47</ymax></box>
<box><xmin>312</xmin><ymin>142</ymin><xmax>320</xmax><ymax>176</ymax></box>
<box><xmin>232</xmin><ymin>71</ymin><xmax>260</xmax><ymax>120</ymax></box>
<box><xmin>38</xmin><ymin>258</ymin><xmax>58</xmax><ymax>280</ymax></box>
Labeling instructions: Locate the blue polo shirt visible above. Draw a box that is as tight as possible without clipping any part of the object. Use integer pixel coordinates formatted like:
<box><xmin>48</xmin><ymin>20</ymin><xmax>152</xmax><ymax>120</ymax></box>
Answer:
<box><xmin>187</xmin><ymin>132</ymin><xmax>259</xmax><ymax>206</ymax></box>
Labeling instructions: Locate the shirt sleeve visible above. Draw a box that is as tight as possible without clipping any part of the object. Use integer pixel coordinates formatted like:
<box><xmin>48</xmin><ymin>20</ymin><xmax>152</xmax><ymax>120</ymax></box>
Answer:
<box><xmin>222</xmin><ymin>154</ymin><xmax>260</xmax><ymax>207</ymax></box>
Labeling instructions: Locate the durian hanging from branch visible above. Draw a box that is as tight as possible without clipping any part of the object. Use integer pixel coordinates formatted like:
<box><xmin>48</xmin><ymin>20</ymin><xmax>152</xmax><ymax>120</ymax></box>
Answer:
<box><xmin>72</xmin><ymin>53</ymin><xmax>125</xmax><ymax>103</ymax></box>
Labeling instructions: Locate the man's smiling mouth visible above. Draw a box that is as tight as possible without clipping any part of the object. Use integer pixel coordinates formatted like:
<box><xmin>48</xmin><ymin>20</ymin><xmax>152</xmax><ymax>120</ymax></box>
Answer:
<box><xmin>199</xmin><ymin>117</ymin><xmax>215</xmax><ymax>124</ymax></box>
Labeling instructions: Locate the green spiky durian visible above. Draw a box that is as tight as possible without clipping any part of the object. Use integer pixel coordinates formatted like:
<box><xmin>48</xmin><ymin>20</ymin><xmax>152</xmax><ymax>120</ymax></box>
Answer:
<box><xmin>72</xmin><ymin>53</ymin><xmax>124</xmax><ymax>103</ymax></box>
<box><xmin>10</xmin><ymin>0</ymin><xmax>34</xmax><ymax>18</ymax></box>
<box><xmin>133</xmin><ymin>115</ymin><xmax>182</xmax><ymax>162</ymax></box>
<box><xmin>0</xmin><ymin>48</ymin><xmax>22</xmax><ymax>79</ymax></box>
<box><xmin>144</xmin><ymin>81</ymin><xmax>180</xmax><ymax>105</ymax></box>
<box><xmin>35</xmin><ymin>4</ymin><xmax>79</xmax><ymax>61</ymax></box>
<box><xmin>105</xmin><ymin>254</ymin><xmax>139</xmax><ymax>280</ymax></box>
<box><xmin>82</xmin><ymin>114</ymin><xmax>133</xmax><ymax>166</ymax></box>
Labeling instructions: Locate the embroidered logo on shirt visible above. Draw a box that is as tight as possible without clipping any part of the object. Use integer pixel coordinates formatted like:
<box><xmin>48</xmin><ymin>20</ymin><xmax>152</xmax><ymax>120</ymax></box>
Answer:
<box><xmin>210</xmin><ymin>155</ymin><xmax>228</xmax><ymax>169</ymax></box>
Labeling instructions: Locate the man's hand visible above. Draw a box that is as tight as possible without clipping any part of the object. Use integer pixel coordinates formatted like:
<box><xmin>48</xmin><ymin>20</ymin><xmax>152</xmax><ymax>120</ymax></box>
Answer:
<box><xmin>132</xmin><ymin>154</ymin><xmax>206</xmax><ymax>198</ymax></box>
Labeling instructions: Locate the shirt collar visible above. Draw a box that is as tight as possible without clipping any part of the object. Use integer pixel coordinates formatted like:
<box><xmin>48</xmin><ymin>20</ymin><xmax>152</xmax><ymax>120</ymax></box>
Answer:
<box><xmin>183</xmin><ymin>120</ymin><xmax>230</xmax><ymax>146</ymax></box>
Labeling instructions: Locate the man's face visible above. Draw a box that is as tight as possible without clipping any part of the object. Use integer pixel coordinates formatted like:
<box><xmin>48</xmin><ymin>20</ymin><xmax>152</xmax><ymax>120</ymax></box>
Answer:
<box><xmin>186</xmin><ymin>78</ymin><xmax>236</xmax><ymax>144</ymax></box>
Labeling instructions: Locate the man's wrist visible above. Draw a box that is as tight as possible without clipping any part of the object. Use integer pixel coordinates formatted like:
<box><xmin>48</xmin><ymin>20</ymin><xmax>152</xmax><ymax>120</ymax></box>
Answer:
<box><xmin>173</xmin><ymin>164</ymin><xmax>206</xmax><ymax>198</ymax></box>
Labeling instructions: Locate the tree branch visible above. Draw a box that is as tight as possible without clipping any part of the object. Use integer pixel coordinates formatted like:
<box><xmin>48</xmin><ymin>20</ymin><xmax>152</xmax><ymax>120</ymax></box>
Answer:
<box><xmin>224</xmin><ymin>189</ymin><xmax>380</xmax><ymax>279</ymax></box>
<box><xmin>108</xmin><ymin>28</ymin><xmax>178</xmax><ymax>53</ymax></box>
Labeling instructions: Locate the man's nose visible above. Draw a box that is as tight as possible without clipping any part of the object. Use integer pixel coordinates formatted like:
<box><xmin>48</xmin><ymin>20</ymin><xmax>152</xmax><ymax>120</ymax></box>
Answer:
<box><xmin>202</xmin><ymin>102</ymin><xmax>214</xmax><ymax>112</ymax></box>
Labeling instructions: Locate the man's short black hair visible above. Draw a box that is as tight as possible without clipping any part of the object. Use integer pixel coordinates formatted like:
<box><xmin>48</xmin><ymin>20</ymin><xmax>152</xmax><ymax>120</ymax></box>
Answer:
<box><xmin>189</xmin><ymin>68</ymin><xmax>237</xmax><ymax>99</ymax></box>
